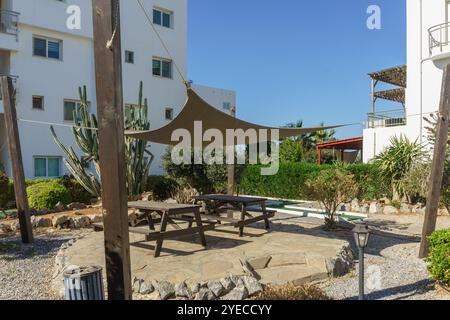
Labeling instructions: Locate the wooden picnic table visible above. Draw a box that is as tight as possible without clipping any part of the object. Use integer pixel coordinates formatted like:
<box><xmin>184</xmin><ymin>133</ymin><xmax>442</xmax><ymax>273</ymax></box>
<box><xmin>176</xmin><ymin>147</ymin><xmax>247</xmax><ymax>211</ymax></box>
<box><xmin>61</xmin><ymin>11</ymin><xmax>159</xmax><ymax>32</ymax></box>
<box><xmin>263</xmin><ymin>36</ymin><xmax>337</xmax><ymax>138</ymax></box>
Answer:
<box><xmin>194</xmin><ymin>195</ymin><xmax>275</xmax><ymax>237</ymax></box>
<box><xmin>94</xmin><ymin>201</ymin><xmax>215</xmax><ymax>258</ymax></box>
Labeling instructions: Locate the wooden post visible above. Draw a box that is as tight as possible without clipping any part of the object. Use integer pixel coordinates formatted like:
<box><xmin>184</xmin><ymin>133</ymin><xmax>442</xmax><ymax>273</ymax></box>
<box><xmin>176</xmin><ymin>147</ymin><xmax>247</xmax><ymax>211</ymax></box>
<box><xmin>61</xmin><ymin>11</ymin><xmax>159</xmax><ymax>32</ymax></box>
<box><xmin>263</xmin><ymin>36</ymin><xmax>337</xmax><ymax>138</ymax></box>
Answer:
<box><xmin>419</xmin><ymin>64</ymin><xmax>450</xmax><ymax>258</ymax></box>
<box><xmin>91</xmin><ymin>0</ymin><xmax>132</xmax><ymax>300</ymax></box>
<box><xmin>227</xmin><ymin>106</ymin><xmax>236</xmax><ymax>195</ymax></box>
<box><xmin>0</xmin><ymin>76</ymin><xmax>33</xmax><ymax>244</ymax></box>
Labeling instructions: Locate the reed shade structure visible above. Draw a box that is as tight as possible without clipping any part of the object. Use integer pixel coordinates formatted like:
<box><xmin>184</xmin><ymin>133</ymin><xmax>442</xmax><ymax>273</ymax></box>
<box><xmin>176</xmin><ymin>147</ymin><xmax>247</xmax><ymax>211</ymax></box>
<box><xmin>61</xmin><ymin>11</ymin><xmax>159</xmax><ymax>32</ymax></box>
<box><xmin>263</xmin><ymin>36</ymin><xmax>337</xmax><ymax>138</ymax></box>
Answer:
<box><xmin>126</xmin><ymin>88</ymin><xmax>347</xmax><ymax>145</ymax></box>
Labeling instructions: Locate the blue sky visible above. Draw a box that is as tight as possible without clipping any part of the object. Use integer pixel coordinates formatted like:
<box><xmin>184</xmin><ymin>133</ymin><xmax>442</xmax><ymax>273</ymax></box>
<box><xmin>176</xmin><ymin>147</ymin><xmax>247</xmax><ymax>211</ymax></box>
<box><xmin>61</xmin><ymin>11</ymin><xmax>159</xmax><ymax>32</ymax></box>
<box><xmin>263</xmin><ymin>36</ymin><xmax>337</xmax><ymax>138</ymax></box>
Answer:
<box><xmin>188</xmin><ymin>0</ymin><xmax>406</xmax><ymax>139</ymax></box>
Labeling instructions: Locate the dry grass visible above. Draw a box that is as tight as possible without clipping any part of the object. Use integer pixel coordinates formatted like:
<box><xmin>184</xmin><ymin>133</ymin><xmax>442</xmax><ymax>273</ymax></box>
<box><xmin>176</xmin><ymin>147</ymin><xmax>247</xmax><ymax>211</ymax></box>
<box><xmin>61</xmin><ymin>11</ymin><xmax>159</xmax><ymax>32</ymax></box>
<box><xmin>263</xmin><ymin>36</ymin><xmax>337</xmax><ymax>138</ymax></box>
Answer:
<box><xmin>254</xmin><ymin>283</ymin><xmax>331</xmax><ymax>301</ymax></box>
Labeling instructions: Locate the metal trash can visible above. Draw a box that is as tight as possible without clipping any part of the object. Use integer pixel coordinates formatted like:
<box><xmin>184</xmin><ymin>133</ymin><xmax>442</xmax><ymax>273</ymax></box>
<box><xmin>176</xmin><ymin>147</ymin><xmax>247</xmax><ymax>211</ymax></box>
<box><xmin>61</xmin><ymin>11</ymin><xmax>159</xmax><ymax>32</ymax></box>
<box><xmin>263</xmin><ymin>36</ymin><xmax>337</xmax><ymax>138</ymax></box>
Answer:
<box><xmin>63</xmin><ymin>265</ymin><xmax>105</xmax><ymax>300</ymax></box>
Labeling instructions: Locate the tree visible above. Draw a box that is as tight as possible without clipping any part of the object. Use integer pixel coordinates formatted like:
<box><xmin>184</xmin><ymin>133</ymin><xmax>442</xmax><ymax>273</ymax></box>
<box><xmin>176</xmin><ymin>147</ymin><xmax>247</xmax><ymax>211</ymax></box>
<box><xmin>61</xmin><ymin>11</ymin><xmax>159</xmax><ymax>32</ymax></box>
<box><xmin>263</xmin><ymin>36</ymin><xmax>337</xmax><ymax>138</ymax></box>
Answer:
<box><xmin>51</xmin><ymin>82</ymin><xmax>153</xmax><ymax>199</ymax></box>
<box><xmin>305</xmin><ymin>164</ymin><xmax>359</xmax><ymax>230</ymax></box>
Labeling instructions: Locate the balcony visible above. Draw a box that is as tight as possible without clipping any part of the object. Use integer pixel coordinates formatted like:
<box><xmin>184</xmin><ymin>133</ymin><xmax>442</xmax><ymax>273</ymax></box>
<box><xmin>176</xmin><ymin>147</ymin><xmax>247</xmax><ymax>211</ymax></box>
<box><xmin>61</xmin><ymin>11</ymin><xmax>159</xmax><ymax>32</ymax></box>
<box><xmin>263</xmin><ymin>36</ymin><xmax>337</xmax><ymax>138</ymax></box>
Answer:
<box><xmin>0</xmin><ymin>10</ymin><xmax>19</xmax><ymax>51</ymax></box>
<box><xmin>429</xmin><ymin>22</ymin><xmax>450</xmax><ymax>60</ymax></box>
<box><xmin>367</xmin><ymin>109</ymin><xmax>407</xmax><ymax>129</ymax></box>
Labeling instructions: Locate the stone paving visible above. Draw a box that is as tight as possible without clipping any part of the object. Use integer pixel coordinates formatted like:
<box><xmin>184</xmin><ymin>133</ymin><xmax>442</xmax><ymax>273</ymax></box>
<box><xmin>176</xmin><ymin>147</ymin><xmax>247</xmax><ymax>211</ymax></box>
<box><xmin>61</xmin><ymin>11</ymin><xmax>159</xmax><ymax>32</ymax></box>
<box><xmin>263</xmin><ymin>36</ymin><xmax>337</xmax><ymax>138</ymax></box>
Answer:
<box><xmin>58</xmin><ymin>214</ymin><xmax>352</xmax><ymax>293</ymax></box>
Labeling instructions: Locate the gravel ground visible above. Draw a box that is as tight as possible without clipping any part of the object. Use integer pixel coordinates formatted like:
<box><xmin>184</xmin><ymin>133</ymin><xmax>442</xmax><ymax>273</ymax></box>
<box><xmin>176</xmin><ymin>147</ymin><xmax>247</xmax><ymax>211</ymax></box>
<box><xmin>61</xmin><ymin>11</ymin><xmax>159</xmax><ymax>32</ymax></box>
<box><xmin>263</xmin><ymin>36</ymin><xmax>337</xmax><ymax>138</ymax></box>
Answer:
<box><xmin>0</xmin><ymin>229</ymin><xmax>88</xmax><ymax>300</ymax></box>
<box><xmin>319</xmin><ymin>232</ymin><xmax>449</xmax><ymax>300</ymax></box>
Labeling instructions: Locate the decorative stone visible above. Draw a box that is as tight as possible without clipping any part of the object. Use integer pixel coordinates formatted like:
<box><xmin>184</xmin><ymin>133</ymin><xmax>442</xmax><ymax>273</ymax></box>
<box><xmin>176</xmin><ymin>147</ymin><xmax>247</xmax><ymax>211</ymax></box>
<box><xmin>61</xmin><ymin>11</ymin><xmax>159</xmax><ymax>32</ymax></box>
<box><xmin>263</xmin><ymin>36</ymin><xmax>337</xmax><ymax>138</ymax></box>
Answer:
<box><xmin>132</xmin><ymin>277</ymin><xmax>142</xmax><ymax>293</ymax></box>
<box><xmin>0</xmin><ymin>223</ymin><xmax>13</xmax><ymax>233</ymax></box>
<box><xmin>369</xmin><ymin>202</ymin><xmax>383</xmax><ymax>214</ymax></box>
<box><xmin>230</xmin><ymin>275</ymin><xmax>244</xmax><ymax>287</ymax></box>
<box><xmin>10</xmin><ymin>221</ymin><xmax>20</xmax><ymax>231</ymax></box>
<box><xmin>350</xmin><ymin>199</ymin><xmax>360</xmax><ymax>212</ymax></box>
<box><xmin>241</xmin><ymin>276</ymin><xmax>263</xmax><ymax>296</ymax></box>
<box><xmin>152</xmin><ymin>281</ymin><xmax>175</xmax><ymax>300</ymax></box>
<box><xmin>175</xmin><ymin>281</ymin><xmax>192</xmax><ymax>299</ymax></box>
<box><xmin>400</xmin><ymin>203</ymin><xmax>411</xmax><ymax>213</ymax></box>
<box><xmin>221</xmin><ymin>285</ymin><xmax>248</xmax><ymax>300</ymax></box>
<box><xmin>195</xmin><ymin>288</ymin><xmax>216</xmax><ymax>300</ymax></box>
<box><xmin>220</xmin><ymin>277</ymin><xmax>235</xmax><ymax>292</ymax></box>
<box><xmin>88</xmin><ymin>214</ymin><xmax>103</xmax><ymax>223</ymax></box>
<box><xmin>52</xmin><ymin>215</ymin><xmax>70</xmax><ymax>229</ymax></box>
<box><xmin>384</xmin><ymin>205</ymin><xmax>399</xmax><ymax>215</ymax></box>
<box><xmin>36</xmin><ymin>217</ymin><xmax>53</xmax><ymax>228</ymax></box>
<box><xmin>439</xmin><ymin>207</ymin><xmax>449</xmax><ymax>216</ymax></box>
<box><xmin>68</xmin><ymin>202</ymin><xmax>87</xmax><ymax>210</ymax></box>
<box><xmin>248</xmin><ymin>256</ymin><xmax>272</xmax><ymax>270</ymax></box>
<box><xmin>70</xmin><ymin>216</ymin><xmax>91</xmax><ymax>229</ymax></box>
<box><xmin>207</xmin><ymin>280</ymin><xmax>226</xmax><ymax>297</ymax></box>
<box><xmin>361</xmin><ymin>203</ymin><xmax>370</xmax><ymax>214</ymax></box>
<box><xmin>139</xmin><ymin>281</ymin><xmax>154</xmax><ymax>295</ymax></box>
<box><xmin>54</xmin><ymin>201</ymin><xmax>66</xmax><ymax>212</ymax></box>
<box><xmin>326</xmin><ymin>245</ymin><xmax>354</xmax><ymax>277</ymax></box>
<box><xmin>190</xmin><ymin>283</ymin><xmax>201</xmax><ymax>294</ymax></box>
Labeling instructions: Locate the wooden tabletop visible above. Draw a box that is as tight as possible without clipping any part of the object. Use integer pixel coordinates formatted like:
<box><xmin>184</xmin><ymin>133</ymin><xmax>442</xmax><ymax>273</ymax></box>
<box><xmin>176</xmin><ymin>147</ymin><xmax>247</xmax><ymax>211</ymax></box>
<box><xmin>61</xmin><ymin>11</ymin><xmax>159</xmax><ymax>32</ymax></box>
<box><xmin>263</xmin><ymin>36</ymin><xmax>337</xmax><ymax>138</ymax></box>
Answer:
<box><xmin>128</xmin><ymin>201</ymin><xmax>201</xmax><ymax>211</ymax></box>
<box><xmin>194</xmin><ymin>195</ymin><xmax>267</xmax><ymax>203</ymax></box>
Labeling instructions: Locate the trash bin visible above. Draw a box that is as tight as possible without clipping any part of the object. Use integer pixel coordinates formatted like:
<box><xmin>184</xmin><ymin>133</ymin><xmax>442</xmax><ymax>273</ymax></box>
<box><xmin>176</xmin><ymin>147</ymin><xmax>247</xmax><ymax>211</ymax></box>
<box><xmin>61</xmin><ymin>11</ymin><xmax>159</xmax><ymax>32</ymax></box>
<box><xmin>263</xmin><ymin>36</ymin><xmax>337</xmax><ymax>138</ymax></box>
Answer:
<box><xmin>63</xmin><ymin>265</ymin><xmax>105</xmax><ymax>300</ymax></box>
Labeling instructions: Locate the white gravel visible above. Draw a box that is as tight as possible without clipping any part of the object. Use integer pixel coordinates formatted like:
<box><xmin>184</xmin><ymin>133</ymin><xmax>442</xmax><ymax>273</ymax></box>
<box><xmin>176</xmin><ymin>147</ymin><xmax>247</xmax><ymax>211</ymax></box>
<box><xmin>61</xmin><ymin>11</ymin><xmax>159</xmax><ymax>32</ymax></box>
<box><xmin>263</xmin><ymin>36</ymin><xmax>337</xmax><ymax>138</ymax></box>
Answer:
<box><xmin>319</xmin><ymin>233</ymin><xmax>448</xmax><ymax>300</ymax></box>
<box><xmin>0</xmin><ymin>230</ymin><xmax>88</xmax><ymax>300</ymax></box>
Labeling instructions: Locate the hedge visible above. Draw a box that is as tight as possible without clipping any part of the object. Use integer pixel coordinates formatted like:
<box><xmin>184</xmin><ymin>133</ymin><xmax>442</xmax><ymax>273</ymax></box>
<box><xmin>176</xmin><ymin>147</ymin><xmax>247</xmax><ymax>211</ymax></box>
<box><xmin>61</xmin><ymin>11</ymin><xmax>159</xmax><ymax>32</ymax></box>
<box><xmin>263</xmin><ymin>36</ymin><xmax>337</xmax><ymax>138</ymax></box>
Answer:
<box><xmin>27</xmin><ymin>181</ymin><xmax>72</xmax><ymax>210</ymax></box>
<box><xmin>238</xmin><ymin>163</ymin><xmax>390</xmax><ymax>201</ymax></box>
<box><xmin>427</xmin><ymin>229</ymin><xmax>450</xmax><ymax>286</ymax></box>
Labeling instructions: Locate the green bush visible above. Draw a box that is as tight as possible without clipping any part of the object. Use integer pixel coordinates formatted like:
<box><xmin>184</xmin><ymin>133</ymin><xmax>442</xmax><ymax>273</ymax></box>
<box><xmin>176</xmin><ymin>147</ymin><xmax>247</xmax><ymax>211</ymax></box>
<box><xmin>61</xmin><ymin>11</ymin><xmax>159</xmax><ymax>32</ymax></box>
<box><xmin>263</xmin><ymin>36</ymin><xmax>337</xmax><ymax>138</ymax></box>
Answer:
<box><xmin>146</xmin><ymin>176</ymin><xmax>179</xmax><ymax>201</ymax></box>
<box><xmin>238</xmin><ymin>163</ymin><xmax>388</xmax><ymax>201</ymax></box>
<box><xmin>59</xmin><ymin>175</ymin><xmax>93</xmax><ymax>204</ymax></box>
<box><xmin>27</xmin><ymin>181</ymin><xmax>72</xmax><ymax>210</ymax></box>
<box><xmin>0</xmin><ymin>172</ymin><xmax>12</xmax><ymax>208</ymax></box>
<box><xmin>426</xmin><ymin>229</ymin><xmax>450</xmax><ymax>286</ymax></box>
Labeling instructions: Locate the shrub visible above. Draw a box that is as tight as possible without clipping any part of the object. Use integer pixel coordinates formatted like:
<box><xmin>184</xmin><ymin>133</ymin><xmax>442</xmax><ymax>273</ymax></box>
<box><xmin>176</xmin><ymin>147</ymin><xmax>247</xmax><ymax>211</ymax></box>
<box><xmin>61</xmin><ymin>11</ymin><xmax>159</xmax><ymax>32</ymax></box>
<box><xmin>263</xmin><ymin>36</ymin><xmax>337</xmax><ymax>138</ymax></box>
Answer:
<box><xmin>254</xmin><ymin>284</ymin><xmax>330</xmax><ymax>300</ymax></box>
<box><xmin>146</xmin><ymin>176</ymin><xmax>179</xmax><ymax>201</ymax></box>
<box><xmin>305</xmin><ymin>164</ymin><xmax>359</xmax><ymax>230</ymax></box>
<box><xmin>59</xmin><ymin>175</ymin><xmax>93</xmax><ymax>204</ymax></box>
<box><xmin>0</xmin><ymin>172</ymin><xmax>10</xmax><ymax>208</ymax></box>
<box><xmin>426</xmin><ymin>229</ymin><xmax>450</xmax><ymax>286</ymax></box>
<box><xmin>27</xmin><ymin>181</ymin><xmax>72</xmax><ymax>210</ymax></box>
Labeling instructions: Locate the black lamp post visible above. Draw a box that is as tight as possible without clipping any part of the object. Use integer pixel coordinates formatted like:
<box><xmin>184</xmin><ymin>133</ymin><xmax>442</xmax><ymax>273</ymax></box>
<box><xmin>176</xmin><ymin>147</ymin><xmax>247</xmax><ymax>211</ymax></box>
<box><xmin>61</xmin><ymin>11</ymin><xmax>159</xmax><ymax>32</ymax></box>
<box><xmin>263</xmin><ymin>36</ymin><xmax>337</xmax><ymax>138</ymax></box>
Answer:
<box><xmin>353</xmin><ymin>221</ymin><xmax>370</xmax><ymax>300</ymax></box>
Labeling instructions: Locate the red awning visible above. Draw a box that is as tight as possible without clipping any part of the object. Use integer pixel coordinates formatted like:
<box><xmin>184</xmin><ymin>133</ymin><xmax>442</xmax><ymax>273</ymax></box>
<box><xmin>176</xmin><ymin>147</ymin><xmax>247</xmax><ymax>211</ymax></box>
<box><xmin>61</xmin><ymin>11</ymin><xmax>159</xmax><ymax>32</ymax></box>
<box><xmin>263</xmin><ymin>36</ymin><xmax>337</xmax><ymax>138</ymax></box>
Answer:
<box><xmin>317</xmin><ymin>137</ymin><xmax>363</xmax><ymax>151</ymax></box>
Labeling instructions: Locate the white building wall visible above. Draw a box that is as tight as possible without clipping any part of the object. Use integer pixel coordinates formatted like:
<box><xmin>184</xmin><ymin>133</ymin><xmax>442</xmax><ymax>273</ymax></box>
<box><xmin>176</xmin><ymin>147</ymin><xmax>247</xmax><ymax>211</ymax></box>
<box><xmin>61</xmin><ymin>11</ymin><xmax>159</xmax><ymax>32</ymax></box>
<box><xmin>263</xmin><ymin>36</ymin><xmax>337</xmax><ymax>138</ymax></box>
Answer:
<box><xmin>0</xmin><ymin>0</ymin><xmax>236</xmax><ymax>178</ymax></box>
<box><xmin>363</xmin><ymin>0</ymin><xmax>449</xmax><ymax>162</ymax></box>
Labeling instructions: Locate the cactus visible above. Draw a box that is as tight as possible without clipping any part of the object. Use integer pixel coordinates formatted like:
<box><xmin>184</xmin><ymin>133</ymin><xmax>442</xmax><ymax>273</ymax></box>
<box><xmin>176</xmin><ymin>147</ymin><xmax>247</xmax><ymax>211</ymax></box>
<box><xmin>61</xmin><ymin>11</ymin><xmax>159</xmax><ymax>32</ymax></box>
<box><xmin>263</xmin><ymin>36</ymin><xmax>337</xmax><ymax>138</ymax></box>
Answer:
<box><xmin>51</xmin><ymin>82</ymin><xmax>153</xmax><ymax>198</ymax></box>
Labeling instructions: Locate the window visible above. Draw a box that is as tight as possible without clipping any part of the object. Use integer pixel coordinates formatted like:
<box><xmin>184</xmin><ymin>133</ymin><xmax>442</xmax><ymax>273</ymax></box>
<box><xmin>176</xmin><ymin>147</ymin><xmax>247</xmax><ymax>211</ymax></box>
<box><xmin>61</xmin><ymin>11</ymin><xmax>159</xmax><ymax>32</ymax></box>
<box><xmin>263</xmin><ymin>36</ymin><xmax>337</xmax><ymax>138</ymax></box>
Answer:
<box><xmin>64</xmin><ymin>100</ymin><xmax>89</xmax><ymax>122</ymax></box>
<box><xmin>34</xmin><ymin>157</ymin><xmax>61</xmax><ymax>178</ymax></box>
<box><xmin>125</xmin><ymin>50</ymin><xmax>134</xmax><ymax>64</ymax></box>
<box><xmin>153</xmin><ymin>8</ymin><xmax>172</xmax><ymax>28</ymax></box>
<box><xmin>165</xmin><ymin>108</ymin><xmax>174</xmax><ymax>120</ymax></box>
<box><xmin>223</xmin><ymin>102</ymin><xmax>231</xmax><ymax>111</ymax></box>
<box><xmin>33</xmin><ymin>37</ymin><xmax>62</xmax><ymax>60</ymax></box>
<box><xmin>152</xmin><ymin>58</ymin><xmax>172</xmax><ymax>78</ymax></box>
<box><xmin>32</xmin><ymin>96</ymin><xmax>44</xmax><ymax>110</ymax></box>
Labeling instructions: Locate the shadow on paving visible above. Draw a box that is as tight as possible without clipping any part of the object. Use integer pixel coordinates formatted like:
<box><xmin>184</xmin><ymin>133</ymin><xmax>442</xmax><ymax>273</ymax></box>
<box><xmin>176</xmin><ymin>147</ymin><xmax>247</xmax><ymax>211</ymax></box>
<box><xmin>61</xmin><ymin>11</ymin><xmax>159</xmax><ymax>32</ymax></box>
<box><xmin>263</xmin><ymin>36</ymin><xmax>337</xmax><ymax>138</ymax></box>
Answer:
<box><xmin>343</xmin><ymin>279</ymin><xmax>434</xmax><ymax>300</ymax></box>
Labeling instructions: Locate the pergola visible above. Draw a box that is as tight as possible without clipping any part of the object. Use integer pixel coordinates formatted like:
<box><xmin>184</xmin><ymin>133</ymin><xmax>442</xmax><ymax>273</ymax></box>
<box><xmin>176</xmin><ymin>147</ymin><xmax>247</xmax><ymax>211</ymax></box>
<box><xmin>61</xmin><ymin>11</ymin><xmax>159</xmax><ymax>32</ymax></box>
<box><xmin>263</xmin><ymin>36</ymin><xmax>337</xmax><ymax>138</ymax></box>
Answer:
<box><xmin>368</xmin><ymin>65</ymin><xmax>407</xmax><ymax>111</ymax></box>
<box><xmin>316</xmin><ymin>137</ymin><xmax>363</xmax><ymax>165</ymax></box>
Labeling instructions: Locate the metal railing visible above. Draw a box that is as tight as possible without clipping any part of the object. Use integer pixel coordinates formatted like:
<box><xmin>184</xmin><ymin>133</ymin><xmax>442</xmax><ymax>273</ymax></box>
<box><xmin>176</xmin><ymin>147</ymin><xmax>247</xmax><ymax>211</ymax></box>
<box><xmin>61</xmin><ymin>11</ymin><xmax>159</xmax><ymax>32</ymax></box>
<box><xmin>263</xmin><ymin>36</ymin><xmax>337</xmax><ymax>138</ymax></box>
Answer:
<box><xmin>367</xmin><ymin>109</ymin><xmax>406</xmax><ymax>129</ymax></box>
<box><xmin>429</xmin><ymin>22</ymin><xmax>450</xmax><ymax>55</ymax></box>
<box><xmin>0</xmin><ymin>9</ymin><xmax>19</xmax><ymax>37</ymax></box>
<box><xmin>0</xmin><ymin>75</ymin><xmax>18</xmax><ymax>101</ymax></box>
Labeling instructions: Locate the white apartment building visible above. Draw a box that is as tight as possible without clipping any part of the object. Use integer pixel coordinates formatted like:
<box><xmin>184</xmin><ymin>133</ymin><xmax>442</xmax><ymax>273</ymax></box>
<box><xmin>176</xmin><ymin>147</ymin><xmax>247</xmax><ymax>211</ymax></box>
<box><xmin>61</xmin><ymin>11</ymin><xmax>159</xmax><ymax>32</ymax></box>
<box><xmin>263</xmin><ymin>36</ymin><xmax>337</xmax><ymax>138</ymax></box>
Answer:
<box><xmin>0</xmin><ymin>0</ymin><xmax>236</xmax><ymax>178</ymax></box>
<box><xmin>363</xmin><ymin>0</ymin><xmax>449</xmax><ymax>162</ymax></box>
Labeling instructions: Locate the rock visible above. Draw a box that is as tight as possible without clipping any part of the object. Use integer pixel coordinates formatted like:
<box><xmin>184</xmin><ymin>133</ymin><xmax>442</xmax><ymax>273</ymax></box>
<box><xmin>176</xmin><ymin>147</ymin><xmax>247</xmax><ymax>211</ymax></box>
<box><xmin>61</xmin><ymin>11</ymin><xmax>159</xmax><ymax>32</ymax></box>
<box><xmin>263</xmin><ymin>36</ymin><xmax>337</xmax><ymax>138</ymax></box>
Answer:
<box><xmin>0</xmin><ymin>223</ymin><xmax>13</xmax><ymax>233</ymax></box>
<box><xmin>400</xmin><ymin>203</ymin><xmax>412</xmax><ymax>213</ymax></box>
<box><xmin>239</xmin><ymin>258</ymin><xmax>259</xmax><ymax>278</ymax></box>
<box><xmin>152</xmin><ymin>281</ymin><xmax>175</xmax><ymax>300</ymax></box>
<box><xmin>439</xmin><ymin>207</ymin><xmax>449</xmax><ymax>216</ymax></box>
<box><xmin>175</xmin><ymin>282</ymin><xmax>192</xmax><ymax>299</ymax></box>
<box><xmin>369</xmin><ymin>202</ymin><xmax>383</xmax><ymax>214</ymax></box>
<box><xmin>30</xmin><ymin>215</ymin><xmax>37</xmax><ymax>228</ymax></box>
<box><xmin>10</xmin><ymin>221</ymin><xmax>20</xmax><ymax>231</ymax></box>
<box><xmin>165</xmin><ymin>198</ymin><xmax>178</xmax><ymax>204</ymax></box>
<box><xmin>88</xmin><ymin>214</ymin><xmax>103</xmax><ymax>223</ymax></box>
<box><xmin>361</xmin><ymin>203</ymin><xmax>370</xmax><ymax>214</ymax></box>
<box><xmin>195</xmin><ymin>288</ymin><xmax>216</xmax><ymax>300</ymax></box>
<box><xmin>248</xmin><ymin>256</ymin><xmax>272</xmax><ymax>270</ymax></box>
<box><xmin>54</xmin><ymin>201</ymin><xmax>66</xmax><ymax>212</ymax></box>
<box><xmin>221</xmin><ymin>285</ymin><xmax>248</xmax><ymax>300</ymax></box>
<box><xmin>132</xmin><ymin>278</ymin><xmax>142</xmax><ymax>293</ymax></box>
<box><xmin>241</xmin><ymin>276</ymin><xmax>263</xmax><ymax>296</ymax></box>
<box><xmin>35</xmin><ymin>217</ymin><xmax>53</xmax><ymax>228</ymax></box>
<box><xmin>339</xmin><ymin>204</ymin><xmax>349</xmax><ymax>212</ymax></box>
<box><xmin>415</xmin><ymin>206</ymin><xmax>426</xmax><ymax>215</ymax></box>
<box><xmin>190</xmin><ymin>283</ymin><xmax>201</xmax><ymax>294</ymax></box>
<box><xmin>350</xmin><ymin>199</ymin><xmax>360</xmax><ymax>212</ymax></box>
<box><xmin>220</xmin><ymin>277</ymin><xmax>236</xmax><ymax>292</ymax></box>
<box><xmin>230</xmin><ymin>275</ymin><xmax>245</xmax><ymax>287</ymax></box>
<box><xmin>207</xmin><ymin>281</ymin><xmax>226</xmax><ymax>297</ymax></box>
<box><xmin>146</xmin><ymin>291</ymin><xmax>160</xmax><ymax>300</ymax></box>
<box><xmin>384</xmin><ymin>205</ymin><xmax>399</xmax><ymax>215</ymax></box>
<box><xmin>326</xmin><ymin>245</ymin><xmax>354</xmax><ymax>277</ymax></box>
<box><xmin>52</xmin><ymin>215</ymin><xmax>70</xmax><ymax>229</ymax></box>
<box><xmin>139</xmin><ymin>281</ymin><xmax>154</xmax><ymax>295</ymax></box>
<box><xmin>69</xmin><ymin>216</ymin><xmax>91</xmax><ymax>229</ymax></box>
<box><xmin>140</xmin><ymin>192</ymin><xmax>153</xmax><ymax>201</ymax></box>
<box><xmin>68</xmin><ymin>202</ymin><xmax>87</xmax><ymax>210</ymax></box>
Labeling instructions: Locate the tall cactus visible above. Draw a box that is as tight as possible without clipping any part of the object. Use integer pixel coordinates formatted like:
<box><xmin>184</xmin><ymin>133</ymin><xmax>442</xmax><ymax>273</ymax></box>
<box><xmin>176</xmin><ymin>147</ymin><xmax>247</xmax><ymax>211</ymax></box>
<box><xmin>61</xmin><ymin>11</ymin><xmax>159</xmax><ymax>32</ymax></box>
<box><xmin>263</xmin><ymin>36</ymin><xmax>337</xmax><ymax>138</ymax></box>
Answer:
<box><xmin>51</xmin><ymin>82</ymin><xmax>153</xmax><ymax>198</ymax></box>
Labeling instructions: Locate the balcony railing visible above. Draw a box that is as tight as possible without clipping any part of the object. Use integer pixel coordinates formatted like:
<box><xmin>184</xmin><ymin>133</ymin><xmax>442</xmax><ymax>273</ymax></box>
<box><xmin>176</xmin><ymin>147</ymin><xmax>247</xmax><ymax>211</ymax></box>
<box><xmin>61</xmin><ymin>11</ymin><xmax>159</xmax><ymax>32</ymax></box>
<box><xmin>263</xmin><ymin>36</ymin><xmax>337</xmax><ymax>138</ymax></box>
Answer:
<box><xmin>429</xmin><ymin>22</ymin><xmax>450</xmax><ymax>56</ymax></box>
<box><xmin>0</xmin><ymin>9</ymin><xmax>19</xmax><ymax>37</ymax></box>
<box><xmin>367</xmin><ymin>109</ymin><xmax>406</xmax><ymax>129</ymax></box>
<box><xmin>0</xmin><ymin>75</ymin><xmax>18</xmax><ymax>101</ymax></box>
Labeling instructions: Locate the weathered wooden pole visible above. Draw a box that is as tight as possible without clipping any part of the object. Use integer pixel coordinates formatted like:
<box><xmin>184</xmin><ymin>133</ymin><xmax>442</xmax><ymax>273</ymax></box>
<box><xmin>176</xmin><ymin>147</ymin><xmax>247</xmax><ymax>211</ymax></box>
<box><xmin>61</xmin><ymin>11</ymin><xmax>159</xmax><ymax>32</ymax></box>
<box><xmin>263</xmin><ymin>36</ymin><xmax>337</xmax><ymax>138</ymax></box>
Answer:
<box><xmin>419</xmin><ymin>64</ymin><xmax>450</xmax><ymax>258</ymax></box>
<box><xmin>0</xmin><ymin>76</ymin><xmax>33</xmax><ymax>244</ymax></box>
<box><xmin>91</xmin><ymin>0</ymin><xmax>132</xmax><ymax>299</ymax></box>
<box><xmin>227</xmin><ymin>106</ymin><xmax>236</xmax><ymax>195</ymax></box>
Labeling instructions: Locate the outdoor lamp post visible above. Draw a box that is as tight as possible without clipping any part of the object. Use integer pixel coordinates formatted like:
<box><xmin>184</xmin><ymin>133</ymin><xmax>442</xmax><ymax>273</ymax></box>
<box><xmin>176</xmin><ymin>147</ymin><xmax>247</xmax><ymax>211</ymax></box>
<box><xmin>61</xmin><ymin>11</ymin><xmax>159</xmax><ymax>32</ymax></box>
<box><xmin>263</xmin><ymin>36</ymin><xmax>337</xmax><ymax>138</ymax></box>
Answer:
<box><xmin>353</xmin><ymin>221</ymin><xmax>370</xmax><ymax>300</ymax></box>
